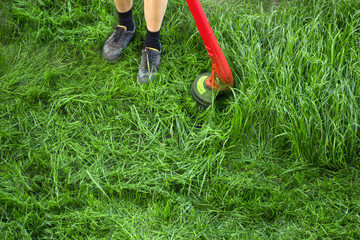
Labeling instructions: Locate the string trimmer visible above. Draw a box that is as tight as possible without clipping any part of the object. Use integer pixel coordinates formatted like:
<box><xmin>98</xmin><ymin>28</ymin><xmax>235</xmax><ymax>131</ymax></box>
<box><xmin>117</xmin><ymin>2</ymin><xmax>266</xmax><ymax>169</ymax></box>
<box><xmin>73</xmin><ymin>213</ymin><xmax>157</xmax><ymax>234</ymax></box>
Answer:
<box><xmin>186</xmin><ymin>0</ymin><xmax>233</xmax><ymax>107</ymax></box>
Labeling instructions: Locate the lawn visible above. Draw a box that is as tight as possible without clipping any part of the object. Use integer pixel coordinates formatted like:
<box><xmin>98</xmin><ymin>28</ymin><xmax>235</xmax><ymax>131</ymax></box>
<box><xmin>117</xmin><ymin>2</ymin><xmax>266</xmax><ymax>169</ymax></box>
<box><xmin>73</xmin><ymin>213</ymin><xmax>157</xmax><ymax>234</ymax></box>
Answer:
<box><xmin>1</xmin><ymin>0</ymin><xmax>360</xmax><ymax>239</ymax></box>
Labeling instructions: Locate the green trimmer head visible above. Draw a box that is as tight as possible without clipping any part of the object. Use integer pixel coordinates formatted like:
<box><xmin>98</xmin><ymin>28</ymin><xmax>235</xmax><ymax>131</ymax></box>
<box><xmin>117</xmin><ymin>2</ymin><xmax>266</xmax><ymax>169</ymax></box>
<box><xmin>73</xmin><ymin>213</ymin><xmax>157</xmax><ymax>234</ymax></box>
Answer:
<box><xmin>190</xmin><ymin>72</ymin><xmax>230</xmax><ymax>108</ymax></box>
<box><xmin>190</xmin><ymin>73</ymin><xmax>215</xmax><ymax>107</ymax></box>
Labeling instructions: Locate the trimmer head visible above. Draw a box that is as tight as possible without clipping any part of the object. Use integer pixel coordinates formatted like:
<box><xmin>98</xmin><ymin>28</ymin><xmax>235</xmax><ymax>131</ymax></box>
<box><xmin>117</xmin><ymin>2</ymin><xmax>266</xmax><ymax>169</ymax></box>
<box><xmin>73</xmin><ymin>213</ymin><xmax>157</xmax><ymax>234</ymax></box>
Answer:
<box><xmin>190</xmin><ymin>72</ymin><xmax>230</xmax><ymax>108</ymax></box>
<box><xmin>190</xmin><ymin>73</ymin><xmax>213</xmax><ymax>107</ymax></box>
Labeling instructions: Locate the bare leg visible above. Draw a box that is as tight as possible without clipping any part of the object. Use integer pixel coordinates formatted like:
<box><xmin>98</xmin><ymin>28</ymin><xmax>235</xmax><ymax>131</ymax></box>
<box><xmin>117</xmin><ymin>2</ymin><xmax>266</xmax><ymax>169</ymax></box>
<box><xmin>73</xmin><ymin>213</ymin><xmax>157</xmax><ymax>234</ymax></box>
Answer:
<box><xmin>114</xmin><ymin>0</ymin><xmax>133</xmax><ymax>13</ymax></box>
<box><xmin>144</xmin><ymin>0</ymin><xmax>168</xmax><ymax>32</ymax></box>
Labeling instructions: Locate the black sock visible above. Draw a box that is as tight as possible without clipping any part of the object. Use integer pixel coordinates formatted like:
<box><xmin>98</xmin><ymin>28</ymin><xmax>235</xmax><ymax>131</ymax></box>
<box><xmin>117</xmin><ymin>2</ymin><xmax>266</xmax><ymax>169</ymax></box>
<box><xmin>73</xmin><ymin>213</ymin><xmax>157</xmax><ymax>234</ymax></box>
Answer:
<box><xmin>144</xmin><ymin>29</ymin><xmax>161</xmax><ymax>51</ymax></box>
<box><xmin>117</xmin><ymin>8</ymin><xmax>134</xmax><ymax>31</ymax></box>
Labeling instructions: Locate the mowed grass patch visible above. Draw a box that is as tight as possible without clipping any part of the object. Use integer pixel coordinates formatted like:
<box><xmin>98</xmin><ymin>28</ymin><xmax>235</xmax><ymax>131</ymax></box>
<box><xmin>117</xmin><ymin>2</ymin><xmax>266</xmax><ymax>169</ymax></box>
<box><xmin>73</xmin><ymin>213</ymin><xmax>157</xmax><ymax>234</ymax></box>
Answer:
<box><xmin>1</xmin><ymin>0</ymin><xmax>360</xmax><ymax>239</ymax></box>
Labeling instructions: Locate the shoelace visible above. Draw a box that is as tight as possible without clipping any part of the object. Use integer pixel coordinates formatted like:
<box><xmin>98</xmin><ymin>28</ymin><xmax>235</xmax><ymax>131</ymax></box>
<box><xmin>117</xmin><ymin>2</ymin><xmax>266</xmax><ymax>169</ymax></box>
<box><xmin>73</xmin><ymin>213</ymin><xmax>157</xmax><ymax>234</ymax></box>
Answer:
<box><xmin>112</xmin><ymin>26</ymin><xmax>126</xmax><ymax>42</ymax></box>
<box><xmin>144</xmin><ymin>48</ymin><xmax>158</xmax><ymax>70</ymax></box>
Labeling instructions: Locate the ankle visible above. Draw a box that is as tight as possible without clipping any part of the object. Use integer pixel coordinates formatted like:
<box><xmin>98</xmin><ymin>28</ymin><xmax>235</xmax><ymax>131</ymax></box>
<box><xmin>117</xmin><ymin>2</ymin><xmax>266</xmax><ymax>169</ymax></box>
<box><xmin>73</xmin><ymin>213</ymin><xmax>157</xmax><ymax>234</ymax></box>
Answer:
<box><xmin>144</xmin><ymin>29</ymin><xmax>161</xmax><ymax>51</ymax></box>
<box><xmin>117</xmin><ymin>8</ymin><xmax>135</xmax><ymax>31</ymax></box>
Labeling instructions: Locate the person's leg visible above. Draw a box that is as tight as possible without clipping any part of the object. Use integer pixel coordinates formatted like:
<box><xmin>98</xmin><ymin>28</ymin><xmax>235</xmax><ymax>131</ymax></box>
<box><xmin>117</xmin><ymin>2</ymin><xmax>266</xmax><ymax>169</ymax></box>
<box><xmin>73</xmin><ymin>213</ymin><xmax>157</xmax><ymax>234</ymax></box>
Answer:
<box><xmin>137</xmin><ymin>0</ymin><xmax>167</xmax><ymax>84</ymax></box>
<box><xmin>143</xmin><ymin>0</ymin><xmax>168</xmax><ymax>50</ymax></box>
<box><xmin>144</xmin><ymin>0</ymin><xmax>167</xmax><ymax>32</ymax></box>
<box><xmin>114</xmin><ymin>0</ymin><xmax>135</xmax><ymax>31</ymax></box>
<box><xmin>102</xmin><ymin>0</ymin><xmax>136</xmax><ymax>61</ymax></box>
<box><xmin>114</xmin><ymin>0</ymin><xmax>132</xmax><ymax>13</ymax></box>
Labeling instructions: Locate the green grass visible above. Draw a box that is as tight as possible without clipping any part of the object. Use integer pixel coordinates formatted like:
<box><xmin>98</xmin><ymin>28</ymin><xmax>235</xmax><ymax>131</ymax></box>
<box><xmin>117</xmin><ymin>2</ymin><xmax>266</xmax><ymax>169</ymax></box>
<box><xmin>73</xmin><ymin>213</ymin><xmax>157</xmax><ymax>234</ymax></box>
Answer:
<box><xmin>1</xmin><ymin>0</ymin><xmax>360</xmax><ymax>238</ymax></box>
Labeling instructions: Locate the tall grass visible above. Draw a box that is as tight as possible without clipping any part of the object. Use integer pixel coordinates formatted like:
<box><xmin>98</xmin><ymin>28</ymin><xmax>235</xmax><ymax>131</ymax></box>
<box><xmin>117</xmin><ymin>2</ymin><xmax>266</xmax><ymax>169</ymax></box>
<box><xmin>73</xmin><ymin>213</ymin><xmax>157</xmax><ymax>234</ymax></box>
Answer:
<box><xmin>1</xmin><ymin>0</ymin><xmax>360</xmax><ymax>238</ymax></box>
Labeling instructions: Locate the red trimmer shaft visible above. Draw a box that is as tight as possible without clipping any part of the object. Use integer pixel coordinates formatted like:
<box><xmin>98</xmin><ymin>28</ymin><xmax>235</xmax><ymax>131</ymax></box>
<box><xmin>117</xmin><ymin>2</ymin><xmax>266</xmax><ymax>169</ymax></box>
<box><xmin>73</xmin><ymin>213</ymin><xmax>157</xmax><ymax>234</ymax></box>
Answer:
<box><xmin>187</xmin><ymin>0</ymin><xmax>233</xmax><ymax>106</ymax></box>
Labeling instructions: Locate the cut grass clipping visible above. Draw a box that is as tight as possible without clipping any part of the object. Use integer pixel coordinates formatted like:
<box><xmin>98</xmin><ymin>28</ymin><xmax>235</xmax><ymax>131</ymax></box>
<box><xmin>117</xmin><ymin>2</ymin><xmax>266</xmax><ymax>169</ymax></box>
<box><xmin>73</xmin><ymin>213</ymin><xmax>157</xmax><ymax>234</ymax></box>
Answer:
<box><xmin>1</xmin><ymin>0</ymin><xmax>360</xmax><ymax>239</ymax></box>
